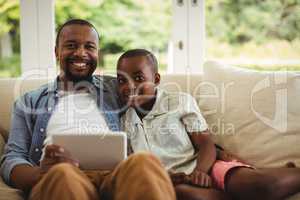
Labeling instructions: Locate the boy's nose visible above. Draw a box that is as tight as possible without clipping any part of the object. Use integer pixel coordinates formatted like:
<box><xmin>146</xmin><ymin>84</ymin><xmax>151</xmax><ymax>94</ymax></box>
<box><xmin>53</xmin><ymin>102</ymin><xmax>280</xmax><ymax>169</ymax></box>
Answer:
<box><xmin>129</xmin><ymin>84</ymin><xmax>137</xmax><ymax>95</ymax></box>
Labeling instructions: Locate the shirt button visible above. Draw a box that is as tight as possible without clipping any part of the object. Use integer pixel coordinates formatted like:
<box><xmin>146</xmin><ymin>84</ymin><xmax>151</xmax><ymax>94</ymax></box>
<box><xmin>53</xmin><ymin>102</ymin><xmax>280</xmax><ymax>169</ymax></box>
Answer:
<box><xmin>40</xmin><ymin>128</ymin><xmax>44</xmax><ymax>132</ymax></box>
<box><xmin>35</xmin><ymin>148</ymin><xmax>39</xmax><ymax>152</ymax></box>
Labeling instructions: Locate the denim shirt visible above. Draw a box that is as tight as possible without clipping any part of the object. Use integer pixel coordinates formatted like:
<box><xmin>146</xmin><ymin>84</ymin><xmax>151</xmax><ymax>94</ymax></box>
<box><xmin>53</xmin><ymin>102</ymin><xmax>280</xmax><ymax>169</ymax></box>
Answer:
<box><xmin>0</xmin><ymin>75</ymin><xmax>121</xmax><ymax>185</ymax></box>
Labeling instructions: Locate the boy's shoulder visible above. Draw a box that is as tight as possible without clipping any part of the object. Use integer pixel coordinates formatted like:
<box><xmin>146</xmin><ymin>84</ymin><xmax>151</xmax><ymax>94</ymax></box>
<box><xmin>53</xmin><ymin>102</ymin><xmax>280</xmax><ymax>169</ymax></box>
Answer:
<box><xmin>157</xmin><ymin>89</ymin><xmax>196</xmax><ymax>110</ymax></box>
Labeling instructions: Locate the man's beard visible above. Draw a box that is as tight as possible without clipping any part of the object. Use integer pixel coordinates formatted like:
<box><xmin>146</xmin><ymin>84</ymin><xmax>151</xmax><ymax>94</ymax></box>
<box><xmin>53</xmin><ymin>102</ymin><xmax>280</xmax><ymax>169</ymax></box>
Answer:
<box><xmin>64</xmin><ymin>59</ymin><xmax>97</xmax><ymax>83</ymax></box>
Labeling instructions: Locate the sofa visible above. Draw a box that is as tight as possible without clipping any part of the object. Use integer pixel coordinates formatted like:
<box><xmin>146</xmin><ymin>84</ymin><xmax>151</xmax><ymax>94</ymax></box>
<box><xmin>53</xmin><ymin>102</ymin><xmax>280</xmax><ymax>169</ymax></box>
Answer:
<box><xmin>0</xmin><ymin>61</ymin><xmax>299</xmax><ymax>199</ymax></box>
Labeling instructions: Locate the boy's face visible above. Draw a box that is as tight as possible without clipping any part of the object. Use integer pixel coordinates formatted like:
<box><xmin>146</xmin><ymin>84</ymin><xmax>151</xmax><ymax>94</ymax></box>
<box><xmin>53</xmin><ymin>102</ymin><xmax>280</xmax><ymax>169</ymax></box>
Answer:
<box><xmin>117</xmin><ymin>56</ymin><xmax>160</xmax><ymax>108</ymax></box>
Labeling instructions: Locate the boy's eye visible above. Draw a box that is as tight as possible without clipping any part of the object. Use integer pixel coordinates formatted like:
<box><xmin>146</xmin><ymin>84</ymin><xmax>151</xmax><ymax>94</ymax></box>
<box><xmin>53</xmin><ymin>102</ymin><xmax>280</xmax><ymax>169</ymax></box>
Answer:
<box><xmin>134</xmin><ymin>76</ymin><xmax>144</xmax><ymax>82</ymax></box>
<box><xmin>117</xmin><ymin>77</ymin><xmax>127</xmax><ymax>84</ymax></box>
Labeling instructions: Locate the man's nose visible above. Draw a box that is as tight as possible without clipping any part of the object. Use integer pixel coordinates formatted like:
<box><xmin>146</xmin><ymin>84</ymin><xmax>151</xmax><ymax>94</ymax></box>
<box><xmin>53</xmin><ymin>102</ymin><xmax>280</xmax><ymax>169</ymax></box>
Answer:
<box><xmin>74</xmin><ymin>46</ymin><xmax>87</xmax><ymax>57</ymax></box>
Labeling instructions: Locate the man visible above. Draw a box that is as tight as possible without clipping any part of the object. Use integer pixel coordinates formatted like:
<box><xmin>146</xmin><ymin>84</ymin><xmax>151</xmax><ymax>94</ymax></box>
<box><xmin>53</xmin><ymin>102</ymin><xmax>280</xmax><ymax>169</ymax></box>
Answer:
<box><xmin>0</xmin><ymin>19</ymin><xmax>176</xmax><ymax>200</ymax></box>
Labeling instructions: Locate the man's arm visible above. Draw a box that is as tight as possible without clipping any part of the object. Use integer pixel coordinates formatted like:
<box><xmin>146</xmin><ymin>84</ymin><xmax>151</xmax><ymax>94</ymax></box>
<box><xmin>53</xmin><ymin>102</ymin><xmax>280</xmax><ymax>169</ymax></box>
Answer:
<box><xmin>10</xmin><ymin>165</ymin><xmax>42</xmax><ymax>192</ymax></box>
<box><xmin>0</xmin><ymin>97</ymin><xmax>37</xmax><ymax>188</ymax></box>
<box><xmin>10</xmin><ymin>144</ymin><xmax>79</xmax><ymax>192</ymax></box>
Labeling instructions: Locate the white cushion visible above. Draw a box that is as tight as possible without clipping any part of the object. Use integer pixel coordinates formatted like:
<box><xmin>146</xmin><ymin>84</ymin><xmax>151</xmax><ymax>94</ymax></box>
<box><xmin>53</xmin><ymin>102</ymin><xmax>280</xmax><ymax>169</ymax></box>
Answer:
<box><xmin>0</xmin><ymin>78</ymin><xmax>48</xmax><ymax>140</ymax></box>
<box><xmin>198</xmin><ymin>61</ymin><xmax>300</xmax><ymax>168</ymax></box>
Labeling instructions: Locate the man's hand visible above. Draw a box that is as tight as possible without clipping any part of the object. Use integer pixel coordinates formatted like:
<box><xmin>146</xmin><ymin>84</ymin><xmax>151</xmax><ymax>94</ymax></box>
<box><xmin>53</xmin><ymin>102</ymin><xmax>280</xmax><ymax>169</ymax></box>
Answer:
<box><xmin>40</xmin><ymin>144</ymin><xmax>79</xmax><ymax>174</ymax></box>
<box><xmin>187</xmin><ymin>169</ymin><xmax>212</xmax><ymax>188</ymax></box>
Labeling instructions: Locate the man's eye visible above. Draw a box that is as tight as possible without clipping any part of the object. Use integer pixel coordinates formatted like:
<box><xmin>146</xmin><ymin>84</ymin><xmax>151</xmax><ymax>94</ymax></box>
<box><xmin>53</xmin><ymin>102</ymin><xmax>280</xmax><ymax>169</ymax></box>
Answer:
<box><xmin>86</xmin><ymin>45</ymin><xmax>96</xmax><ymax>50</ymax></box>
<box><xmin>65</xmin><ymin>43</ymin><xmax>76</xmax><ymax>49</ymax></box>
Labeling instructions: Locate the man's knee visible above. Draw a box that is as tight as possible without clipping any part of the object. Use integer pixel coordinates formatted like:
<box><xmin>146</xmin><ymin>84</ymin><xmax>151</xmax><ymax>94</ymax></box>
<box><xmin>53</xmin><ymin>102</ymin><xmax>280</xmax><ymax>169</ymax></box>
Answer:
<box><xmin>127</xmin><ymin>152</ymin><xmax>161</xmax><ymax>166</ymax></box>
<box><xmin>44</xmin><ymin>163</ymin><xmax>77</xmax><ymax>180</ymax></box>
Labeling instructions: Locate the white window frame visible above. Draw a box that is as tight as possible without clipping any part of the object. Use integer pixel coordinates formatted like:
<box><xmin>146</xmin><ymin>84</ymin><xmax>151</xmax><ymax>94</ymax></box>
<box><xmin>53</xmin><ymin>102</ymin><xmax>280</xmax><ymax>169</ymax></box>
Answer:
<box><xmin>20</xmin><ymin>0</ymin><xmax>56</xmax><ymax>77</ymax></box>
<box><xmin>169</xmin><ymin>0</ymin><xmax>205</xmax><ymax>74</ymax></box>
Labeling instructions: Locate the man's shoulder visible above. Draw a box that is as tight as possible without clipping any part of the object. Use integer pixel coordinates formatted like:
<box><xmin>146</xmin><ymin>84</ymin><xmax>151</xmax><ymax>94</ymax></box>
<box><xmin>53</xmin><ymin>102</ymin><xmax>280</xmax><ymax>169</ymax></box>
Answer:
<box><xmin>93</xmin><ymin>75</ymin><xmax>117</xmax><ymax>90</ymax></box>
<box><xmin>93</xmin><ymin>75</ymin><xmax>116</xmax><ymax>83</ymax></box>
<box><xmin>16</xmin><ymin>81</ymin><xmax>54</xmax><ymax>105</ymax></box>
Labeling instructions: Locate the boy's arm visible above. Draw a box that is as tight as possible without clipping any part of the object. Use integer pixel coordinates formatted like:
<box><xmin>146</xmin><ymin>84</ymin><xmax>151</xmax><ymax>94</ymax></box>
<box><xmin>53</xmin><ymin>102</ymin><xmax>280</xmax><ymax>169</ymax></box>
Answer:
<box><xmin>189</xmin><ymin>130</ymin><xmax>216</xmax><ymax>174</ymax></box>
<box><xmin>183</xmin><ymin>130</ymin><xmax>216</xmax><ymax>187</ymax></box>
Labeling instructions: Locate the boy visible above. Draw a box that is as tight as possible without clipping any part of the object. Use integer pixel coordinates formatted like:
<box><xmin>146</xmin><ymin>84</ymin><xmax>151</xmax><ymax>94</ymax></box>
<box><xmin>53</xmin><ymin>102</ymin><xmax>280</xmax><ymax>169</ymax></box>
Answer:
<box><xmin>117</xmin><ymin>49</ymin><xmax>300</xmax><ymax>200</ymax></box>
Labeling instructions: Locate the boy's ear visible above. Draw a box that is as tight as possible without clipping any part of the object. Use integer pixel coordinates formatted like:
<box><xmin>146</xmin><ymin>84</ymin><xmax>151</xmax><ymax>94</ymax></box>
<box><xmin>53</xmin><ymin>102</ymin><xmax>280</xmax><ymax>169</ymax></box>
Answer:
<box><xmin>154</xmin><ymin>73</ymin><xmax>161</xmax><ymax>85</ymax></box>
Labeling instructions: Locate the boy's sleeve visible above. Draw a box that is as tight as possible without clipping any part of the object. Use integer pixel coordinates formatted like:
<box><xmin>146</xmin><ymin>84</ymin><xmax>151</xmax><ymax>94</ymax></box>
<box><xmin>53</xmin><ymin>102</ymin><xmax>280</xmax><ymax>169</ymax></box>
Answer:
<box><xmin>180</xmin><ymin>94</ymin><xmax>208</xmax><ymax>133</ymax></box>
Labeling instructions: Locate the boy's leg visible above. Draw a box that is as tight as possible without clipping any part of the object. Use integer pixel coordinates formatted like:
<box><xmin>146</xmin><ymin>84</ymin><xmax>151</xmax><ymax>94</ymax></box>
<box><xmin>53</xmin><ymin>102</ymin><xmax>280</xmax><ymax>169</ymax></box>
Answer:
<box><xmin>99</xmin><ymin>152</ymin><xmax>176</xmax><ymax>200</ymax></box>
<box><xmin>175</xmin><ymin>184</ymin><xmax>232</xmax><ymax>200</ymax></box>
<box><xmin>226</xmin><ymin>167</ymin><xmax>300</xmax><ymax>200</ymax></box>
<box><xmin>29</xmin><ymin>163</ymin><xmax>99</xmax><ymax>200</ymax></box>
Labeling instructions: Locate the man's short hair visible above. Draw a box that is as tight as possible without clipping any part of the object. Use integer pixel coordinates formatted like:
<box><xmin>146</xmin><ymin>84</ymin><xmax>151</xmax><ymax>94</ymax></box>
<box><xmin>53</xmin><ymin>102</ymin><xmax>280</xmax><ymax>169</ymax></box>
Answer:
<box><xmin>55</xmin><ymin>19</ymin><xmax>100</xmax><ymax>47</ymax></box>
<box><xmin>117</xmin><ymin>49</ymin><xmax>158</xmax><ymax>73</ymax></box>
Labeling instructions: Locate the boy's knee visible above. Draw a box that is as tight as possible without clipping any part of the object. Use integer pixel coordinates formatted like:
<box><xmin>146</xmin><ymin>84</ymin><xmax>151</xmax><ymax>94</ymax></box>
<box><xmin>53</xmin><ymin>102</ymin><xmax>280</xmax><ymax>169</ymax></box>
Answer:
<box><xmin>175</xmin><ymin>184</ymin><xmax>203</xmax><ymax>200</ymax></box>
<box><xmin>248</xmin><ymin>172</ymin><xmax>279</xmax><ymax>200</ymax></box>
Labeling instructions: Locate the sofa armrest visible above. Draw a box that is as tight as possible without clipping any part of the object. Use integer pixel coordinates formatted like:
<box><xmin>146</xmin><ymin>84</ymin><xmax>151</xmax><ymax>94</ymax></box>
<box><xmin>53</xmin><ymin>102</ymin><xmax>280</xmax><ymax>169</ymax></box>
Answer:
<box><xmin>0</xmin><ymin>134</ymin><xmax>24</xmax><ymax>199</ymax></box>
<box><xmin>0</xmin><ymin>176</ymin><xmax>24</xmax><ymax>200</ymax></box>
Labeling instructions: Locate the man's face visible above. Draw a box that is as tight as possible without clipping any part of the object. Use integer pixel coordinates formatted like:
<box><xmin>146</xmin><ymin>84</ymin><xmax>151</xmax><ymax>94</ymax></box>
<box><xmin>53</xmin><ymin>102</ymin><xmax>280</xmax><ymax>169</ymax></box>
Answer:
<box><xmin>117</xmin><ymin>56</ymin><xmax>160</xmax><ymax>109</ymax></box>
<box><xmin>55</xmin><ymin>24</ymin><xmax>99</xmax><ymax>82</ymax></box>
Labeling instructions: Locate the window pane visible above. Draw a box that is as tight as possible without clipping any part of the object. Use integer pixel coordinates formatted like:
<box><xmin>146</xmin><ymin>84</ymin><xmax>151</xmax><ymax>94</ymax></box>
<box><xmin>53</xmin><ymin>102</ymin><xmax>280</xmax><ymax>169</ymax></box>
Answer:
<box><xmin>0</xmin><ymin>0</ymin><xmax>21</xmax><ymax>78</ymax></box>
<box><xmin>55</xmin><ymin>0</ymin><xmax>171</xmax><ymax>75</ymax></box>
<box><xmin>205</xmin><ymin>0</ymin><xmax>300</xmax><ymax>71</ymax></box>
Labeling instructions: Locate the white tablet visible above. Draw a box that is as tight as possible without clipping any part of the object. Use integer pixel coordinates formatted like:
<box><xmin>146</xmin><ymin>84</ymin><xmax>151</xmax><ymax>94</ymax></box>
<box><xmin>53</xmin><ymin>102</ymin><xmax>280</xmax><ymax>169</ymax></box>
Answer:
<box><xmin>51</xmin><ymin>132</ymin><xmax>127</xmax><ymax>170</ymax></box>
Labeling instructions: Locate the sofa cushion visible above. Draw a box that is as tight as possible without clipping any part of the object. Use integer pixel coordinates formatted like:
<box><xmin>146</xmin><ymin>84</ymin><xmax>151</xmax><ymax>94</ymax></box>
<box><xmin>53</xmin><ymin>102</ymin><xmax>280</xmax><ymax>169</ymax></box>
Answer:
<box><xmin>0</xmin><ymin>78</ymin><xmax>48</xmax><ymax>140</ymax></box>
<box><xmin>198</xmin><ymin>61</ymin><xmax>300</xmax><ymax>168</ymax></box>
<box><xmin>0</xmin><ymin>176</ymin><xmax>24</xmax><ymax>200</ymax></box>
<box><xmin>0</xmin><ymin>134</ymin><xmax>4</xmax><ymax>158</ymax></box>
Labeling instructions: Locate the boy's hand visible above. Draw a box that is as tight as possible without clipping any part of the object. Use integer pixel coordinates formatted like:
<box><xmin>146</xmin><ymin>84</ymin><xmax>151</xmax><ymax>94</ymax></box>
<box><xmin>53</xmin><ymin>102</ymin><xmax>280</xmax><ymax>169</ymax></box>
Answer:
<box><xmin>187</xmin><ymin>169</ymin><xmax>212</xmax><ymax>188</ymax></box>
<box><xmin>40</xmin><ymin>144</ymin><xmax>79</xmax><ymax>174</ymax></box>
<box><xmin>169</xmin><ymin>172</ymin><xmax>189</xmax><ymax>186</ymax></box>
<box><xmin>217</xmin><ymin>149</ymin><xmax>249</xmax><ymax>164</ymax></box>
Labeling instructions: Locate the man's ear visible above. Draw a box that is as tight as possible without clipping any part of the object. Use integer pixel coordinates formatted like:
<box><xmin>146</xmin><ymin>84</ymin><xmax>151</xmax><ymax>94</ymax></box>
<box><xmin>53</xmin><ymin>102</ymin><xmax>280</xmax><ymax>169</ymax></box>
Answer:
<box><xmin>55</xmin><ymin>46</ymin><xmax>58</xmax><ymax>61</ymax></box>
<box><xmin>154</xmin><ymin>73</ymin><xmax>161</xmax><ymax>85</ymax></box>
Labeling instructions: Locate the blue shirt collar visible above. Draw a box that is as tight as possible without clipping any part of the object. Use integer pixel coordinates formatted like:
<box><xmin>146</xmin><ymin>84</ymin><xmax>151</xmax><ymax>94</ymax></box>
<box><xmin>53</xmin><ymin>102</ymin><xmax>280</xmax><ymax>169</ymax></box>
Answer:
<box><xmin>45</xmin><ymin>75</ymin><xmax>108</xmax><ymax>94</ymax></box>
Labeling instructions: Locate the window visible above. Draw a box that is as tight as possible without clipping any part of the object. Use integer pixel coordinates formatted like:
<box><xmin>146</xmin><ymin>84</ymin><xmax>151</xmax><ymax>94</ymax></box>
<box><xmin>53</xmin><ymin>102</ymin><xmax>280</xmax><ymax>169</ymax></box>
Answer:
<box><xmin>205</xmin><ymin>0</ymin><xmax>300</xmax><ymax>71</ymax></box>
<box><xmin>0</xmin><ymin>0</ymin><xmax>21</xmax><ymax>77</ymax></box>
<box><xmin>55</xmin><ymin>0</ymin><xmax>172</xmax><ymax>75</ymax></box>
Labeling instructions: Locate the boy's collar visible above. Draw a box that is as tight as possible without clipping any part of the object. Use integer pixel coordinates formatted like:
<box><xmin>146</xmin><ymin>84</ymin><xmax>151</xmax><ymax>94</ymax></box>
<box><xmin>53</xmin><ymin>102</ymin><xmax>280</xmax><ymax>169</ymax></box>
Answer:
<box><xmin>125</xmin><ymin>88</ymin><xmax>169</xmax><ymax>122</ymax></box>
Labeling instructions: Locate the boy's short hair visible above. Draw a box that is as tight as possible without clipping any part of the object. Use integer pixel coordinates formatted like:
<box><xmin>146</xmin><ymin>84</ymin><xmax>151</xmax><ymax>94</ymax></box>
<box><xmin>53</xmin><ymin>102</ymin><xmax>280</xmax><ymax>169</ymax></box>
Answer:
<box><xmin>55</xmin><ymin>19</ymin><xmax>100</xmax><ymax>47</ymax></box>
<box><xmin>117</xmin><ymin>49</ymin><xmax>158</xmax><ymax>73</ymax></box>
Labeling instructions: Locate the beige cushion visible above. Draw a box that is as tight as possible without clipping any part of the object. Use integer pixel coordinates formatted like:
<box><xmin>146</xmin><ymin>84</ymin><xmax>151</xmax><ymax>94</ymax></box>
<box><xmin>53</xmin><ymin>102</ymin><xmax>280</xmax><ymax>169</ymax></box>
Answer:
<box><xmin>198</xmin><ymin>61</ymin><xmax>300</xmax><ymax>168</ymax></box>
<box><xmin>0</xmin><ymin>134</ymin><xmax>4</xmax><ymax>158</ymax></box>
<box><xmin>0</xmin><ymin>176</ymin><xmax>24</xmax><ymax>200</ymax></box>
<box><xmin>0</xmin><ymin>133</ymin><xmax>23</xmax><ymax>199</ymax></box>
<box><xmin>0</xmin><ymin>78</ymin><xmax>48</xmax><ymax>140</ymax></box>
